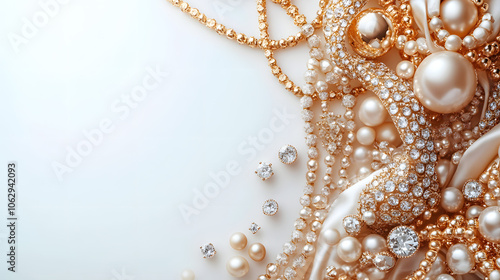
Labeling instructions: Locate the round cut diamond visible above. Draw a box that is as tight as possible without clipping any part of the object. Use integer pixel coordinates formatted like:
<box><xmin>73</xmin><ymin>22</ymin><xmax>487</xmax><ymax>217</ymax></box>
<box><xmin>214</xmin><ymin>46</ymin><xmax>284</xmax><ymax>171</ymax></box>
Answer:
<box><xmin>256</xmin><ymin>162</ymin><xmax>274</xmax><ymax>180</ymax></box>
<box><xmin>262</xmin><ymin>199</ymin><xmax>279</xmax><ymax>216</ymax></box>
<box><xmin>343</xmin><ymin>215</ymin><xmax>362</xmax><ymax>235</ymax></box>
<box><xmin>463</xmin><ymin>180</ymin><xmax>483</xmax><ymax>201</ymax></box>
<box><xmin>373</xmin><ymin>254</ymin><xmax>395</xmax><ymax>271</ymax></box>
<box><xmin>388</xmin><ymin>226</ymin><xmax>419</xmax><ymax>258</ymax></box>
<box><xmin>278</xmin><ymin>145</ymin><xmax>298</xmax><ymax>164</ymax></box>
<box><xmin>200</xmin><ymin>243</ymin><xmax>216</xmax><ymax>258</ymax></box>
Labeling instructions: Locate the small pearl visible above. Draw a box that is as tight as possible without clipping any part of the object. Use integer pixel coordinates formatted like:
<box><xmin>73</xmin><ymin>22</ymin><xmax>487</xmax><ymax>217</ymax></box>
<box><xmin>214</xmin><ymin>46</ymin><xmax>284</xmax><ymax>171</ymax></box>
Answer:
<box><xmin>229</xmin><ymin>232</ymin><xmax>247</xmax><ymax>250</ymax></box>
<box><xmin>436</xmin><ymin>274</ymin><xmax>455</xmax><ymax>280</ymax></box>
<box><xmin>479</xmin><ymin>206</ymin><xmax>500</xmax><ymax>243</ymax></box>
<box><xmin>226</xmin><ymin>256</ymin><xmax>250</xmax><ymax>278</ymax></box>
<box><xmin>446</xmin><ymin>244</ymin><xmax>474</xmax><ymax>275</ymax></box>
<box><xmin>359</xmin><ymin>96</ymin><xmax>388</xmax><ymax>127</ymax></box>
<box><xmin>396</xmin><ymin>60</ymin><xmax>415</xmax><ymax>79</ymax></box>
<box><xmin>248</xmin><ymin>243</ymin><xmax>266</xmax><ymax>262</ymax></box>
<box><xmin>357</xmin><ymin>127</ymin><xmax>376</xmax><ymax>146</ymax></box>
<box><xmin>463</xmin><ymin>36</ymin><xmax>476</xmax><ymax>49</ymax></box>
<box><xmin>362</xmin><ymin>234</ymin><xmax>386</xmax><ymax>254</ymax></box>
<box><xmin>376</xmin><ymin>123</ymin><xmax>402</xmax><ymax>146</ymax></box>
<box><xmin>441</xmin><ymin>188</ymin><xmax>464</xmax><ymax>213</ymax></box>
<box><xmin>396</xmin><ymin>35</ymin><xmax>407</xmax><ymax>49</ymax></box>
<box><xmin>480</xmin><ymin>20</ymin><xmax>493</xmax><ymax>32</ymax></box>
<box><xmin>181</xmin><ymin>269</ymin><xmax>195</xmax><ymax>280</ymax></box>
<box><xmin>445</xmin><ymin>35</ymin><xmax>462</xmax><ymax>51</ymax></box>
<box><xmin>466</xmin><ymin>205</ymin><xmax>484</xmax><ymax>219</ymax></box>
<box><xmin>353</xmin><ymin>147</ymin><xmax>372</xmax><ymax>163</ymax></box>
<box><xmin>429</xmin><ymin>17</ymin><xmax>443</xmax><ymax>32</ymax></box>
<box><xmin>362</xmin><ymin>211</ymin><xmax>376</xmax><ymax>225</ymax></box>
<box><xmin>367</xmin><ymin>268</ymin><xmax>385</xmax><ymax>280</ymax></box>
<box><xmin>473</xmin><ymin>27</ymin><xmax>488</xmax><ymax>43</ymax></box>
<box><xmin>322</xmin><ymin>228</ymin><xmax>341</xmax><ymax>245</ymax></box>
<box><xmin>404</xmin><ymin>40</ymin><xmax>417</xmax><ymax>56</ymax></box>
<box><xmin>337</xmin><ymin>237</ymin><xmax>362</xmax><ymax>263</ymax></box>
<box><xmin>490</xmin><ymin>270</ymin><xmax>500</xmax><ymax>280</ymax></box>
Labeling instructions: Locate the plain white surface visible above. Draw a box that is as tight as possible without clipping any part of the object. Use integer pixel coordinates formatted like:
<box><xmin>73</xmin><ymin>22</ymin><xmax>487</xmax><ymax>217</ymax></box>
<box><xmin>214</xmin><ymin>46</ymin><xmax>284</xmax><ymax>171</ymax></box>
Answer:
<box><xmin>0</xmin><ymin>0</ymin><xmax>320</xmax><ymax>279</ymax></box>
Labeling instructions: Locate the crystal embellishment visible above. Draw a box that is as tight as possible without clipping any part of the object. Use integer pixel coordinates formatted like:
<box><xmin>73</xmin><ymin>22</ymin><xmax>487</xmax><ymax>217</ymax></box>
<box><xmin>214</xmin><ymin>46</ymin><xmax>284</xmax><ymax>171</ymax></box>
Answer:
<box><xmin>278</xmin><ymin>145</ymin><xmax>298</xmax><ymax>164</ymax></box>
<box><xmin>249</xmin><ymin>222</ymin><xmax>261</xmax><ymax>234</ymax></box>
<box><xmin>200</xmin><ymin>243</ymin><xmax>216</xmax><ymax>258</ymax></box>
<box><xmin>387</xmin><ymin>226</ymin><xmax>419</xmax><ymax>258</ymax></box>
<box><xmin>343</xmin><ymin>215</ymin><xmax>362</xmax><ymax>235</ymax></box>
<box><xmin>256</xmin><ymin>162</ymin><xmax>274</xmax><ymax>180</ymax></box>
<box><xmin>262</xmin><ymin>199</ymin><xmax>279</xmax><ymax>216</ymax></box>
<box><xmin>373</xmin><ymin>254</ymin><xmax>396</xmax><ymax>271</ymax></box>
<box><xmin>463</xmin><ymin>180</ymin><xmax>484</xmax><ymax>201</ymax></box>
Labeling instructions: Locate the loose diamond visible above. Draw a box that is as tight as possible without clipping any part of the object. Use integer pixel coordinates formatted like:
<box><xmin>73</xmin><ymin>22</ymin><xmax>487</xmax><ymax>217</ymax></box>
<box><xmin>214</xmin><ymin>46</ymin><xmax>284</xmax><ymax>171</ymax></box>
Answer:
<box><xmin>343</xmin><ymin>215</ymin><xmax>362</xmax><ymax>235</ymax></box>
<box><xmin>200</xmin><ymin>243</ymin><xmax>216</xmax><ymax>258</ymax></box>
<box><xmin>373</xmin><ymin>254</ymin><xmax>396</xmax><ymax>271</ymax></box>
<box><xmin>279</xmin><ymin>145</ymin><xmax>298</xmax><ymax>164</ymax></box>
<box><xmin>463</xmin><ymin>180</ymin><xmax>484</xmax><ymax>201</ymax></box>
<box><xmin>256</xmin><ymin>162</ymin><xmax>274</xmax><ymax>180</ymax></box>
<box><xmin>249</xmin><ymin>222</ymin><xmax>261</xmax><ymax>234</ymax></box>
<box><xmin>388</xmin><ymin>226</ymin><xmax>419</xmax><ymax>258</ymax></box>
<box><xmin>262</xmin><ymin>199</ymin><xmax>279</xmax><ymax>216</ymax></box>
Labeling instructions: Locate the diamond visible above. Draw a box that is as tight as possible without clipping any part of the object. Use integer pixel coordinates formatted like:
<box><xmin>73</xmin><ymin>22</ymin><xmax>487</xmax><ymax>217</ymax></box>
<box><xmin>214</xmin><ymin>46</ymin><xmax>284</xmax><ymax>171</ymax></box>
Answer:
<box><xmin>343</xmin><ymin>215</ymin><xmax>362</xmax><ymax>235</ymax></box>
<box><xmin>385</xmin><ymin>181</ymin><xmax>396</xmax><ymax>192</ymax></box>
<box><xmin>262</xmin><ymin>199</ymin><xmax>279</xmax><ymax>216</ymax></box>
<box><xmin>249</xmin><ymin>222</ymin><xmax>261</xmax><ymax>234</ymax></box>
<box><xmin>388</xmin><ymin>226</ymin><xmax>419</xmax><ymax>258</ymax></box>
<box><xmin>278</xmin><ymin>145</ymin><xmax>298</xmax><ymax>164</ymax></box>
<box><xmin>256</xmin><ymin>162</ymin><xmax>274</xmax><ymax>180</ymax></box>
<box><xmin>463</xmin><ymin>180</ymin><xmax>483</xmax><ymax>201</ymax></box>
<box><xmin>200</xmin><ymin>243</ymin><xmax>216</xmax><ymax>258</ymax></box>
<box><xmin>373</xmin><ymin>254</ymin><xmax>395</xmax><ymax>271</ymax></box>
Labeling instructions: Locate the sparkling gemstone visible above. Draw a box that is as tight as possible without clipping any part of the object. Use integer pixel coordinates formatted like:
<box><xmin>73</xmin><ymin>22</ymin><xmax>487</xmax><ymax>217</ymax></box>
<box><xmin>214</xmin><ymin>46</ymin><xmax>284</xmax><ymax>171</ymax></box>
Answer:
<box><xmin>256</xmin><ymin>162</ymin><xmax>274</xmax><ymax>180</ymax></box>
<box><xmin>249</xmin><ymin>222</ymin><xmax>261</xmax><ymax>234</ymax></box>
<box><xmin>284</xmin><ymin>267</ymin><xmax>297</xmax><ymax>280</ymax></box>
<box><xmin>463</xmin><ymin>180</ymin><xmax>483</xmax><ymax>201</ymax></box>
<box><xmin>343</xmin><ymin>216</ymin><xmax>362</xmax><ymax>235</ymax></box>
<box><xmin>200</xmin><ymin>243</ymin><xmax>216</xmax><ymax>258</ymax></box>
<box><xmin>387</xmin><ymin>226</ymin><xmax>419</xmax><ymax>258</ymax></box>
<box><xmin>342</xmin><ymin>94</ymin><xmax>356</xmax><ymax>108</ymax></box>
<box><xmin>373</xmin><ymin>254</ymin><xmax>396</xmax><ymax>271</ymax></box>
<box><xmin>263</xmin><ymin>199</ymin><xmax>279</xmax><ymax>216</ymax></box>
<box><xmin>279</xmin><ymin>145</ymin><xmax>298</xmax><ymax>164</ymax></box>
<box><xmin>385</xmin><ymin>181</ymin><xmax>396</xmax><ymax>192</ymax></box>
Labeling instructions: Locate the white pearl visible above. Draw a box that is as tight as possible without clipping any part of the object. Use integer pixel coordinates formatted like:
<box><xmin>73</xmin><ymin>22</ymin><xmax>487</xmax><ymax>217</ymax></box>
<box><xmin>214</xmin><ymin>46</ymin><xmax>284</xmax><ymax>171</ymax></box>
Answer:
<box><xmin>491</xmin><ymin>270</ymin><xmax>500</xmax><ymax>280</ymax></box>
<box><xmin>353</xmin><ymin>147</ymin><xmax>372</xmax><ymax>163</ymax></box>
<box><xmin>376</xmin><ymin>123</ymin><xmax>402</xmax><ymax>146</ymax></box>
<box><xmin>320</xmin><ymin>60</ymin><xmax>333</xmax><ymax>73</ymax></box>
<box><xmin>446</xmin><ymin>244</ymin><xmax>474</xmax><ymax>275</ymax></box>
<box><xmin>466</xmin><ymin>205</ymin><xmax>484</xmax><ymax>219</ymax></box>
<box><xmin>357</xmin><ymin>127</ymin><xmax>376</xmax><ymax>146</ymax></box>
<box><xmin>473</xmin><ymin>27</ymin><xmax>488</xmax><ymax>43</ymax></box>
<box><xmin>429</xmin><ymin>17</ymin><xmax>443</xmax><ymax>32</ymax></box>
<box><xmin>441</xmin><ymin>0</ymin><xmax>479</xmax><ymax>37</ymax></box>
<box><xmin>229</xmin><ymin>232</ymin><xmax>247</xmax><ymax>250</ymax></box>
<box><xmin>358</xmin><ymin>167</ymin><xmax>371</xmax><ymax>178</ymax></box>
<box><xmin>436</xmin><ymin>159</ymin><xmax>453</xmax><ymax>187</ymax></box>
<box><xmin>362</xmin><ymin>211</ymin><xmax>376</xmax><ymax>225</ymax></box>
<box><xmin>181</xmin><ymin>269</ymin><xmax>195</xmax><ymax>280</ymax></box>
<box><xmin>337</xmin><ymin>237</ymin><xmax>362</xmax><ymax>263</ymax></box>
<box><xmin>441</xmin><ymin>188</ymin><xmax>464</xmax><ymax>213</ymax></box>
<box><xmin>416</xmin><ymin>37</ymin><xmax>429</xmax><ymax>54</ymax></box>
<box><xmin>396</xmin><ymin>60</ymin><xmax>415</xmax><ymax>79</ymax></box>
<box><xmin>445</xmin><ymin>35</ymin><xmax>462</xmax><ymax>51</ymax></box>
<box><xmin>404</xmin><ymin>40</ymin><xmax>418</xmax><ymax>56</ymax></box>
<box><xmin>226</xmin><ymin>256</ymin><xmax>250</xmax><ymax>277</ymax></box>
<box><xmin>367</xmin><ymin>268</ymin><xmax>385</xmax><ymax>280</ymax></box>
<box><xmin>480</xmin><ymin>20</ymin><xmax>493</xmax><ymax>32</ymax></box>
<box><xmin>357</xmin><ymin>12</ymin><xmax>390</xmax><ymax>49</ymax></box>
<box><xmin>463</xmin><ymin>35</ymin><xmax>476</xmax><ymax>49</ymax></box>
<box><xmin>359</xmin><ymin>97</ymin><xmax>387</xmax><ymax>127</ymax></box>
<box><xmin>362</xmin><ymin>234</ymin><xmax>386</xmax><ymax>254</ymax></box>
<box><xmin>436</xmin><ymin>274</ymin><xmax>455</xmax><ymax>280</ymax></box>
<box><xmin>479</xmin><ymin>206</ymin><xmax>500</xmax><ymax>243</ymax></box>
<box><xmin>413</xmin><ymin>51</ymin><xmax>477</xmax><ymax>114</ymax></box>
<box><xmin>396</xmin><ymin>35</ymin><xmax>407</xmax><ymax>49</ymax></box>
<box><xmin>322</xmin><ymin>228</ymin><xmax>341</xmax><ymax>246</ymax></box>
<box><xmin>437</xmin><ymin>29</ymin><xmax>450</xmax><ymax>40</ymax></box>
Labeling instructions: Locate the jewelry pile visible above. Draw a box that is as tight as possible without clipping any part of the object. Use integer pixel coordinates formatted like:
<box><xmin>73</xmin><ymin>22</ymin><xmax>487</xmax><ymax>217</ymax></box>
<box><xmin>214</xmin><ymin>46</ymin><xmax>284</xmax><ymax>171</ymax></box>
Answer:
<box><xmin>169</xmin><ymin>0</ymin><xmax>500</xmax><ymax>279</ymax></box>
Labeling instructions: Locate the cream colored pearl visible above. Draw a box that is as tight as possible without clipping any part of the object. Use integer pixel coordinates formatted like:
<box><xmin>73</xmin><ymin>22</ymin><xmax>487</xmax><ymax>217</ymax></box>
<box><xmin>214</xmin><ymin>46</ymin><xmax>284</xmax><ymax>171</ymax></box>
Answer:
<box><xmin>441</xmin><ymin>0</ymin><xmax>478</xmax><ymax>38</ymax></box>
<box><xmin>322</xmin><ymin>228</ymin><xmax>341</xmax><ymax>245</ymax></box>
<box><xmin>436</xmin><ymin>159</ymin><xmax>453</xmax><ymax>187</ymax></box>
<box><xmin>367</xmin><ymin>268</ymin><xmax>385</xmax><ymax>280</ymax></box>
<box><xmin>226</xmin><ymin>256</ymin><xmax>250</xmax><ymax>278</ymax></box>
<box><xmin>376</xmin><ymin>123</ymin><xmax>402</xmax><ymax>146</ymax></box>
<box><xmin>248</xmin><ymin>243</ymin><xmax>266</xmax><ymax>262</ymax></box>
<box><xmin>445</xmin><ymin>35</ymin><xmax>462</xmax><ymax>51</ymax></box>
<box><xmin>337</xmin><ymin>237</ymin><xmax>362</xmax><ymax>263</ymax></box>
<box><xmin>436</xmin><ymin>274</ymin><xmax>455</xmax><ymax>280</ymax></box>
<box><xmin>362</xmin><ymin>234</ymin><xmax>386</xmax><ymax>254</ymax></box>
<box><xmin>353</xmin><ymin>146</ymin><xmax>371</xmax><ymax>163</ymax></box>
<box><xmin>446</xmin><ymin>244</ymin><xmax>474</xmax><ymax>275</ymax></box>
<box><xmin>473</xmin><ymin>27</ymin><xmax>488</xmax><ymax>43</ymax></box>
<box><xmin>479</xmin><ymin>206</ymin><xmax>500</xmax><ymax>243</ymax></box>
<box><xmin>362</xmin><ymin>211</ymin><xmax>376</xmax><ymax>225</ymax></box>
<box><xmin>429</xmin><ymin>17</ymin><xmax>443</xmax><ymax>32</ymax></box>
<box><xmin>441</xmin><ymin>187</ymin><xmax>464</xmax><ymax>212</ymax></box>
<box><xmin>229</xmin><ymin>232</ymin><xmax>247</xmax><ymax>250</ymax></box>
<box><xmin>463</xmin><ymin>35</ymin><xmax>476</xmax><ymax>49</ymax></box>
<box><xmin>181</xmin><ymin>269</ymin><xmax>195</xmax><ymax>280</ymax></box>
<box><xmin>359</xmin><ymin>97</ymin><xmax>388</xmax><ymax>127</ymax></box>
<box><xmin>404</xmin><ymin>40</ymin><xmax>417</xmax><ymax>56</ymax></box>
<box><xmin>413</xmin><ymin>51</ymin><xmax>477</xmax><ymax>114</ymax></box>
<box><xmin>466</xmin><ymin>205</ymin><xmax>484</xmax><ymax>219</ymax></box>
<box><xmin>396</xmin><ymin>60</ymin><xmax>415</xmax><ymax>79</ymax></box>
<box><xmin>357</xmin><ymin>12</ymin><xmax>390</xmax><ymax>49</ymax></box>
<box><xmin>490</xmin><ymin>270</ymin><xmax>500</xmax><ymax>280</ymax></box>
<box><xmin>357</xmin><ymin>127</ymin><xmax>376</xmax><ymax>146</ymax></box>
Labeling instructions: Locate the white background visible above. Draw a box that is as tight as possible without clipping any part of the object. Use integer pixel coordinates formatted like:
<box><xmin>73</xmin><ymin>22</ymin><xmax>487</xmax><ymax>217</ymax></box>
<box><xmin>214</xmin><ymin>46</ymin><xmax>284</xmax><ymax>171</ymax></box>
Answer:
<box><xmin>0</xmin><ymin>0</ymin><xmax>321</xmax><ymax>279</ymax></box>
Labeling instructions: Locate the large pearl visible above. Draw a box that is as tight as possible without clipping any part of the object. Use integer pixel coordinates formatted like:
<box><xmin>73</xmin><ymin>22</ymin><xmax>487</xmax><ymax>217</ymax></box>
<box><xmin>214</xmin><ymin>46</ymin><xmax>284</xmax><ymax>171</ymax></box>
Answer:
<box><xmin>337</xmin><ymin>237</ymin><xmax>362</xmax><ymax>263</ymax></box>
<box><xmin>229</xmin><ymin>232</ymin><xmax>247</xmax><ymax>250</ymax></box>
<box><xmin>362</xmin><ymin>234</ymin><xmax>386</xmax><ymax>254</ymax></box>
<box><xmin>479</xmin><ymin>206</ymin><xmax>500</xmax><ymax>243</ymax></box>
<box><xmin>441</xmin><ymin>0</ymin><xmax>478</xmax><ymax>38</ymax></box>
<box><xmin>376</xmin><ymin>123</ymin><xmax>402</xmax><ymax>146</ymax></box>
<box><xmin>441</xmin><ymin>187</ymin><xmax>464</xmax><ymax>213</ymax></box>
<box><xmin>396</xmin><ymin>60</ymin><xmax>415</xmax><ymax>79</ymax></box>
<box><xmin>357</xmin><ymin>127</ymin><xmax>376</xmax><ymax>146</ymax></box>
<box><xmin>181</xmin><ymin>269</ymin><xmax>195</xmax><ymax>280</ymax></box>
<box><xmin>359</xmin><ymin>97</ymin><xmax>388</xmax><ymax>127</ymax></box>
<box><xmin>248</xmin><ymin>243</ymin><xmax>266</xmax><ymax>262</ymax></box>
<box><xmin>491</xmin><ymin>270</ymin><xmax>500</xmax><ymax>280</ymax></box>
<box><xmin>226</xmin><ymin>256</ymin><xmax>250</xmax><ymax>277</ymax></box>
<box><xmin>413</xmin><ymin>51</ymin><xmax>477</xmax><ymax>114</ymax></box>
<box><xmin>446</xmin><ymin>244</ymin><xmax>474</xmax><ymax>275</ymax></box>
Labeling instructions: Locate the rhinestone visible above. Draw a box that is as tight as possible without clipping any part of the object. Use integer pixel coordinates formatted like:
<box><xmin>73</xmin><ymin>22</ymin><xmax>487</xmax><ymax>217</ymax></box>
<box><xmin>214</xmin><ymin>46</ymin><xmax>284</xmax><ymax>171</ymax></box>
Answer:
<box><xmin>463</xmin><ymin>180</ymin><xmax>483</xmax><ymax>201</ymax></box>
<box><xmin>387</xmin><ymin>226</ymin><xmax>419</xmax><ymax>258</ymax></box>
<box><xmin>400</xmin><ymin>201</ymin><xmax>411</xmax><ymax>211</ymax></box>
<box><xmin>373</xmin><ymin>254</ymin><xmax>396</xmax><ymax>271</ymax></box>
<box><xmin>256</xmin><ymin>162</ymin><xmax>274</xmax><ymax>180</ymax></box>
<box><xmin>279</xmin><ymin>145</ymin><xmax>298</xmax><ymax>164</ymax></box>
<box><xmin>200</xmin><ymin>243</ymin><xmax>216</xmax><ymax>258</ymax></box>
<box><xmin>398</xmin><ymin>117</ymin><xmax>408</xmax><ymax>128</ymax></box>
<box><xmin>385</xmin><ymin>181</ymin><xmax>396</xmax><ymax>192</ymax></box>
<box><xmin>249</xmin><ymin>223</ymin><xmax>261</xmax><ymax>234</ymax></box>
<box><xmin>263</xmin><ymin>199</ymin><xmax>279</xmax><ymax>216</ymax></box>
<box><xmin>343</xmin><ymin>216</ymin><xmax>362</xmax><ymax>235</ymax></box>
<box><xmin>398</xmin><ymin>183</ymin><xmax>409</xmax><ymax>193</ymax></box>
<box><xmin>388</xmin><ymin>196</ymin><xmax>399</xmax><ymax>206</ymax></box>
<box><xmin>342</xmin><ymin>94</ymin><xmax>356</xmax><ymax>108</ymax></box>
<box><xmin>375</xmin><ymin>191</ymin><xmax>384</xmax><ymax>201</ymax></box>
<box><xmin>385</xmin><ymin>80</ymin><xmax>394</xmax><ymax>88</ymax></box>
